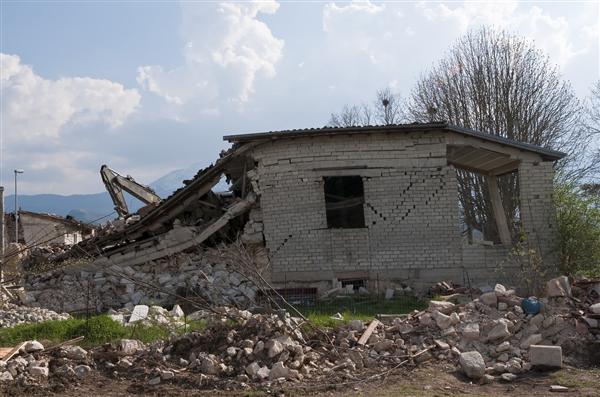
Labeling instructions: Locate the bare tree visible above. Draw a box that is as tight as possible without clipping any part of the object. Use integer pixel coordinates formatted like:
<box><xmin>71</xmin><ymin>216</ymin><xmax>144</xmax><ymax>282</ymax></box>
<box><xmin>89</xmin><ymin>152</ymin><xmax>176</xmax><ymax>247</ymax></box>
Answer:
<box><xmin>329</xmin><ymin>104</ymin><xmax>373</xmax><ymax>127</ymax></box>
<box><xmin>329</xmin><ymin>87</ymin><xmax>404</xmax><ymax>127</ymax></box>
<box><xmin>587</xmin><ymin>81</ymin><xmax>600</xmax><ymax>135</ymax></box>
<box><xmin>407</xmin><ymin>27</ymin><xmax>586</xmax><ymax>241</ymax></box>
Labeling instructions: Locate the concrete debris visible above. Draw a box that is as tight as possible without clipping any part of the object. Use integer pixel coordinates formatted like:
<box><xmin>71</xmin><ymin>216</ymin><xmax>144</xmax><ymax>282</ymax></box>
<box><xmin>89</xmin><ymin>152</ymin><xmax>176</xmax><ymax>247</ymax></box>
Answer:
<box><xmin>529</xmin><ymin>345</ymin><xmax>562</xmax><ymax>368</ymax></box>
<box><xmin>0</xmin><ymin>275</ymin><xmax>597</xmax><ymax>392</ymax></box>
<box><xmin>459</xmin><ymin>351</ymin><xmax>486</xmax><ymax>379</ymax></box>
<box><xmin>24</xmin><ymin>245</ymin><xmax>263</xmax><ymax>313</ymax></box>
<box><xmin>546</xmin><ymin>276</ymin><xmax>572</xmax><ymax>298</ymax></box>
<box><xmin>0</xmin><ymin>302</ymin><xmax>70</xmax><ymax>328</ymax></box>
<box><xmin>549</xmin><ymin>385</ymin><xmax>569</xmax><ymax>392</ymax></box>
<box><xmin>23</xmin><ymin>341</ymin><xmax>44</xmax><ymax>353</ymax></box>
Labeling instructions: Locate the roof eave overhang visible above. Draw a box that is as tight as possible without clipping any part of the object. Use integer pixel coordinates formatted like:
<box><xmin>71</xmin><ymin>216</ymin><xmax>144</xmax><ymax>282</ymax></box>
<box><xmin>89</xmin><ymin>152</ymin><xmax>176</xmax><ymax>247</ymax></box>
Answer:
<box><xmin>223</xmin><ymin>123</ymin><xmax>566</xmax><ymax>161</ymax></box>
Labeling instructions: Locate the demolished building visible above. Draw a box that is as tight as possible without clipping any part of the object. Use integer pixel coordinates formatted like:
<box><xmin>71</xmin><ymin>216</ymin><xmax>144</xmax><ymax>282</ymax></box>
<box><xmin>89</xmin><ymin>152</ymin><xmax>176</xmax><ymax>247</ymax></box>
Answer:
<box><xmin>23</xmin><ymin>123</ymin><xmax>566</xmax><ymax>312</ymax></box>
<box><xmin>4</xmin><ymin>211</ymin><xmax>95</xmax><ymax>246</ymax></box>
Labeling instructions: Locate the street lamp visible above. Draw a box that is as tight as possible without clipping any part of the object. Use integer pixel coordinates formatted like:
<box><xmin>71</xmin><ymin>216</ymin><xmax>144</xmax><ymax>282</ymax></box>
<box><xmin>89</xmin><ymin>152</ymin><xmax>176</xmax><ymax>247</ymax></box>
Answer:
<box><xmin>14</xmin><ymin>169</ymin><xmax>24</xmax><ymax>243</ymax></box>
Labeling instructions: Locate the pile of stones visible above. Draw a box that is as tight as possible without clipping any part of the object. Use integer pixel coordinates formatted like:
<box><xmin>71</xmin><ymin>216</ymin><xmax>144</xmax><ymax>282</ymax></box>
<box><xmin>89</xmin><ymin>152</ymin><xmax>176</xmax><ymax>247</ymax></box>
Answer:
<box><xmin>1</xmin><ymin>277</ymin><xmax>597</xmax><ymax>390</ymax></box>
<box><xmin>0</xmin><ymin>303</ymin><xmax>70</xmax><ymax>328</ymax></box>
<box><xmin>0</xmin><ymin>341</ymin><xmax>92</xmax><ymax>384</ymax></box>
<box><xmin>23</xmin><ymin>247</ymin><xmax>261</xmax><ymax>313</ymax></box>
<box><xmin>106</xmin><ymin>304</ymin><xmax>186</xmax><ymax>327</ymax></box>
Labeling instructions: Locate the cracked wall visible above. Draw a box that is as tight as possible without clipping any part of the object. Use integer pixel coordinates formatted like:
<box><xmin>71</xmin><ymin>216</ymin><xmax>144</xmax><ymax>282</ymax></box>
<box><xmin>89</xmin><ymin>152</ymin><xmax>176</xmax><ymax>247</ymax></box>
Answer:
<box><xmin>251</xmin><ymin>131</ymin><xmax>466</xmax><ymax>288</ymax></box>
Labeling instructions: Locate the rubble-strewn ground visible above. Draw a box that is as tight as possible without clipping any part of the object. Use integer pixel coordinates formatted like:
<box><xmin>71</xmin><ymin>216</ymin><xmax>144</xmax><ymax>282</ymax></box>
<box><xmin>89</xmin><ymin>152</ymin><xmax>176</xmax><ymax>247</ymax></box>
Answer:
<box><xmin>2</xmin><ymin>363</ymin><xmax>599</xmax><ymax>396</ymax></box>
<box><xmin>1</xmin><ymin>277</ymin><xmax>598</xmax><ymax>396</ymax></box>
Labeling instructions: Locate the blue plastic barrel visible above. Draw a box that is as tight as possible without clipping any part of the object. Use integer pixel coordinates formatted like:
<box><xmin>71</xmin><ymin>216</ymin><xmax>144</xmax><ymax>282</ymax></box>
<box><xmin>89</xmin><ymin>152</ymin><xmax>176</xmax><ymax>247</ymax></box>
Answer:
<box><xmin>521</xmin><ymin>297</ymin><xmax>541</xmax><ymax>315</ymax></box>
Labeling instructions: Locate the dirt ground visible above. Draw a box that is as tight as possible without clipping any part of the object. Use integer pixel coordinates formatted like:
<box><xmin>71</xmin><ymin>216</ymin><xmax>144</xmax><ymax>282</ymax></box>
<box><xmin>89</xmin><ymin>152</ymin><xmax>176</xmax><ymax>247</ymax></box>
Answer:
<box><xmin>2</xmin><ymin>362</ymin><xmax>599</xmax><ymax>397</ymax></box>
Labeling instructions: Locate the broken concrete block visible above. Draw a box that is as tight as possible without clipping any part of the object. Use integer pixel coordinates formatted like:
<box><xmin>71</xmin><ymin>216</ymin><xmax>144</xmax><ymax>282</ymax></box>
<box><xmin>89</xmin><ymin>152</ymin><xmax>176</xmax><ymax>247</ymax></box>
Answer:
<box><xmin>431</xmin><ymin>310</ymin><xmax>452</xmax><ymax>329</ymax></box>
<box><xmin>449</xmin><ymin>312</ymin><xmax>460</xmax><ymax>325</ymax></box>
<box><xmin>529</xmin><ymin>345</ymin><xmax>562</xmax><ymax>368</ymax></box>
<box><xmin>24</xmin><ymin>341</ymin><xmax>44</xmax><ymax>353</ymax></box>
<box><xmin>348</xmin><ymin>319</ymin><xmax>364</xmax><ymax>331</ymax></box>
<box><xmin>479</xmin><ymin>292</ymin><xmax>498</xmax><ymax>307</ymax></box>
<box><xmin>590</xmin><ymin>303</ymin><xmax>600</xmax><ymax>315</ymax></box>
<box><xmin>520</xmin><ymin>334</ymin><xmax>543</xmax><ymax>349</ymax></box>
<box><xmin>373</xmin><ymin>340</ymin><xmax>394</xmax><ymax>353</ymax></box>
<box><xmin>459</xmin><ymin>351</ymin><xmax>485</xmax><ymax>379</ymax></box>
<box><xmin>546</xmin><ymin>276</ymin><xmax>571</xmax><ymax>297</ymax></box>
<box><xmin>118</xmin><ymin>339</ymin><xmax>143</xmax><ymax>355</ymax></box>
<box><xmin>488</xmin><ymin>321</ymin><xmax>510</xmax><ymax>340</ymax></box>
<box><xmin>74</xmin><ymin>365</ymin><xmax>91</xmax><ymax>378</ymax></box>
<box><xmin>428</xmin><ymin>300</ymin><xmax>455</xmax><ymax>314</ymax></box>
<box><xmin>257</xmin><ymin>366</ymin><xmax>270</xmax><ymax>380</ymax></box>
<box><xmin>129</xmin><ymin>305</ymin><xmax>149</xmax><ymax>323</ymax></box>
<box><xmin>434</xmin><ymin>339</ymin><xmax>450</xmax><ymax>350</ymax></box>
<box><xmin>148</xmin><ymin>376</ymin><xmax>161</xmax><ymax>385</ymax></box>
<box><xmin>171</xmin><ymin>304</ymin><xmax>185</xmax><ymax>317</ymax></box>
<box><xmin>28</xmin><ymin>366</ymin><xmax>49</xmax><ymax>377</ymax></box>
<box><xmin>245</xmin><ymin>362</ymin><xmax>260</xmax><ymax>378</ymax></box>
<box><xmin>269</xmin><ymin>362</ymin><xmax>289</xmax><ymax>380</ymax></box>
<box><xmin>496</xmin><ymin>341</ymin><xmax>511</xmax><ymax>352</ymax></box>
<box><xmin>266</xmin><ymin>339</ymin><xmax>284</xmax><ymax>358</ymax></box>
<box><xmin>65</xmin><ymin>346</ymin><xmax>87</xmax><ymax>361</ymax></box>
<box><xmin>462</xmin><ymin>323</ymin><xmax>480</xmax><ymax>339</ymax></box>
<box><xmin>500</xmin><ymin>373</ymin><xmax>517</xmax><ymax>382</ymax></box>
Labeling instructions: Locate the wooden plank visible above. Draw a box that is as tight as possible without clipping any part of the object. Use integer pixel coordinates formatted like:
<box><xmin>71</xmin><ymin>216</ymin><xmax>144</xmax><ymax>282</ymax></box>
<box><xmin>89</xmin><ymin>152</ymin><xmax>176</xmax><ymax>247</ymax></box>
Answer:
<box><xmin>1</xmin><ymin>341</ymin><xmax>26</xmax><ymax>361</ymax></box>
<box><xmin>491</xmin><ymin>160</ymin><xmax>520</xmax><ymax>176</ymax></box>
<box><xmin>357</xmin><ymin>319</ymin><xmax>380</xmax><ymax>346</ymax></box>
<box><xmin>487</xmin><ymin>175</ymin><xmax>512</xmax><ymax>246</ymax></box>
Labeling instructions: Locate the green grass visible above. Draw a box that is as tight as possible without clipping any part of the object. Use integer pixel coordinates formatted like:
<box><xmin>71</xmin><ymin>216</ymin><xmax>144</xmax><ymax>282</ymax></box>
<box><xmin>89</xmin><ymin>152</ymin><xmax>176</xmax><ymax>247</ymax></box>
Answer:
<box><xmin>299</xmin><ymin>296</ymin><xmax>427</xmax><ymax>328</ymax></box>
<box><xmin>0</xmin><ymin>315</ymin><xmax>206</xmax><ymax>348</ymax></box>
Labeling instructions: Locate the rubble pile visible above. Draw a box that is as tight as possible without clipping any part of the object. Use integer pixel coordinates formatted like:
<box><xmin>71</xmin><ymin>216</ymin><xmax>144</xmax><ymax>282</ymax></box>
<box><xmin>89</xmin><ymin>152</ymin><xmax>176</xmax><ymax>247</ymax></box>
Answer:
<box><xmin>0</xmin><ymin>303</ymin><xmax>70</xmax><ymax>328</ymax></box>
<box><xmin>1</xmin><ymin>277</ymin><xmax>598</xmax><ymax>391</ymax></box>
<box><xmin>106</xmin><ymin>304</ymin><xmax>186</xmax><ymax>327</ymax></box>
<box><xmin>0</xmin><ymin>341</ymin><xmax>93</xmax><ymax>384</ymax></box>
<box><xmin>23</xmin><ymin>247</ymin><xmax>263</xmax><ymax>313</ymax></box>
<box><xmin>20</xmin><ymin>244</ymin><xmax>70</xmax><ymax>273</ymax></box>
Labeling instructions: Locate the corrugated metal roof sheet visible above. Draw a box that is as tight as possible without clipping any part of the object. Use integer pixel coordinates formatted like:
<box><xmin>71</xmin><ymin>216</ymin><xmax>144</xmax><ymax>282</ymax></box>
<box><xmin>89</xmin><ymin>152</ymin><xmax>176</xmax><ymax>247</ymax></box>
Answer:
<box><xmin>223</xmin><ymin>122</ymin><xmax>566</xmax><ymax>161</ymax></box>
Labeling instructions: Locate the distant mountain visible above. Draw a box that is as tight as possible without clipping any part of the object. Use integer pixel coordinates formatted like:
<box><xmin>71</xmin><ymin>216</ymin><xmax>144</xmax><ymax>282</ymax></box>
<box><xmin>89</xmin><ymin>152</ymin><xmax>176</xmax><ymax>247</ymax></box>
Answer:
<box><xmin>5</xmin><ymin>162</ymin><xmax>207</xmax><ymax>224</ymax></box>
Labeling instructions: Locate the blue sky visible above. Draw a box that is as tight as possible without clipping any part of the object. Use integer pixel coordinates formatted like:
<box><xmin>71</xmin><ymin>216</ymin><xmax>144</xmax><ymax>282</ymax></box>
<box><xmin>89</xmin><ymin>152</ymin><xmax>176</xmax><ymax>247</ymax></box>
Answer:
<box><xmin>1</xmin><ymin>1</ymin><xmax>599</xmax><ymax>195</ymax></box>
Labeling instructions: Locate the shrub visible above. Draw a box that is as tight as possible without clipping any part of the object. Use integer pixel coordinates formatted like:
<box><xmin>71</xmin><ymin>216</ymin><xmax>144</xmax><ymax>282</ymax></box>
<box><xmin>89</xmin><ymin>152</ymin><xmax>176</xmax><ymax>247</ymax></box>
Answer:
<box><xmin>555</xmin><ymin>183</ymin><xmax>600</xmax><ymax>277</ymax></box>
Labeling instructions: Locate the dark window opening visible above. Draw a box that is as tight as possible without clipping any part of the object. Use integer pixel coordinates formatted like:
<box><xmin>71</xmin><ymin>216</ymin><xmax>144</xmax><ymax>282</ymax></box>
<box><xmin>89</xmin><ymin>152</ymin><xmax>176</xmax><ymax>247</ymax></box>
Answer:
<box><xmin>340</xmin><ymin>278</ymin><xmax>366</xmax><ymax>291</ymax></box>
<box><xmin>324</xmin><ymin>176</ymin><xmax>366</xmax><ymax>228</ymax></box>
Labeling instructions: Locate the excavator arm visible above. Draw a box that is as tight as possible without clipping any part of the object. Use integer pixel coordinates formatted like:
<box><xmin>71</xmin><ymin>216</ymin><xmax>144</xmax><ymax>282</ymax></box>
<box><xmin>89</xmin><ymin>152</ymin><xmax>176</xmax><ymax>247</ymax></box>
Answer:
<box><xmin>100</xmin><ymin>165</ymin><xmax>161</xmax><ymax>217</ymax></box>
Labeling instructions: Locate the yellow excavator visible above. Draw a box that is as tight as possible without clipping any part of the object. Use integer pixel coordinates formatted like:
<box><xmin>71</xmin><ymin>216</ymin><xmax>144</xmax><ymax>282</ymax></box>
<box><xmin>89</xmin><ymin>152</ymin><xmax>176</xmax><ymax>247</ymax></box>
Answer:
<box><xmin>100</xmin><ymin>165</ymin><xmax>162</xmax><ymax>218</ymax></box>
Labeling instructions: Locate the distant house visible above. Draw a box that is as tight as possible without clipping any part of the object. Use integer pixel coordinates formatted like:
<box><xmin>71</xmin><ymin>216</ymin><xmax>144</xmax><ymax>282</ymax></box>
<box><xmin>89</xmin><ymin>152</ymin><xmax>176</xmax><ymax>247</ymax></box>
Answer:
<box><xmin>4</xmin><ymin>211</ymin><xmax>95</xmax><ymax>246</ymax></box>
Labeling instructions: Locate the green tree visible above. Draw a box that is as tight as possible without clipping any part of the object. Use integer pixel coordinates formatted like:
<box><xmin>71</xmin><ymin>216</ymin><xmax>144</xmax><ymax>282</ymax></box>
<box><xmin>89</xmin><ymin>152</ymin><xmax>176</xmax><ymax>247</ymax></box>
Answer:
<box><xmin>554</xmin><ymin>183</ymin><xmax>600</xmax><ymax>277</ymax></box>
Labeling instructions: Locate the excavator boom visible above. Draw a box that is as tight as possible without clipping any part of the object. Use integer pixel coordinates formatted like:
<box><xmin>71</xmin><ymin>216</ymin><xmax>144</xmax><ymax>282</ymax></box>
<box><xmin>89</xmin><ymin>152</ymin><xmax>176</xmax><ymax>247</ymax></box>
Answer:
<box><xmin>100</xmin><ymin>165</ymin><xmax>161</xmax><ymax>217</ymax></box>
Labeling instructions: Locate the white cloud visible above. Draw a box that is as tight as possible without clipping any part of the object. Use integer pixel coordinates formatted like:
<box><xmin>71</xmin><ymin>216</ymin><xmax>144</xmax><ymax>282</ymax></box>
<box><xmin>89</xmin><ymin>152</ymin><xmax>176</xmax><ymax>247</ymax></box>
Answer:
<box><xmin>323</xmin><ymin>0</ymin><xmax>385</xmax><ymax>33</ymax></box>
<box><xmin>1</xmin><ymin>53</ymin><xmax>140</xmax><ymax>142</ymax></box>
<box><xmin>416</xmin><ymin>1</ymin><xmax>591</xmax><ymax>68</ymax></box>
<box><xmin>137</xmin><ymin>0</ymin><xmax>284</xmax><ymax>110</ymax></box>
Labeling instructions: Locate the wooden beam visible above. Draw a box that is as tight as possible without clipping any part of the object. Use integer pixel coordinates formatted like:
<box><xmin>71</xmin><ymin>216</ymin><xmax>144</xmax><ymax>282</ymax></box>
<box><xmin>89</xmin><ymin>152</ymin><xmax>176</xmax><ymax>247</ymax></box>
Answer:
<box><xmin>477</xmin><ymin>156</ymin><xmax>513</xmax><ymax>171</ymax></box>
<box><xmin>358</xmin><ymin>319</ymin><xmax>380</xmax><ymax>346</ymax></box>
<box><xmin>487</xmin><ymin>175</ymin><xmax>512</xmax><ymax>246</ymax></box>
<box><xmin>491</xmin><ymin>160</ymin><xmax>520</xmax><ymax>176</ymax></box>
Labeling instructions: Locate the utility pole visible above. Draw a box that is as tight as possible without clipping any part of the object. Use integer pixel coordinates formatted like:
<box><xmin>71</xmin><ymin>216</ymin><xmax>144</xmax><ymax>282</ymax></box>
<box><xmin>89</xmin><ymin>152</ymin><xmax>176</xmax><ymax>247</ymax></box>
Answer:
<box><xmin>14</xmin><ymin>169</ymin><xmax>24</xmax><ymax>244</ymax></box>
